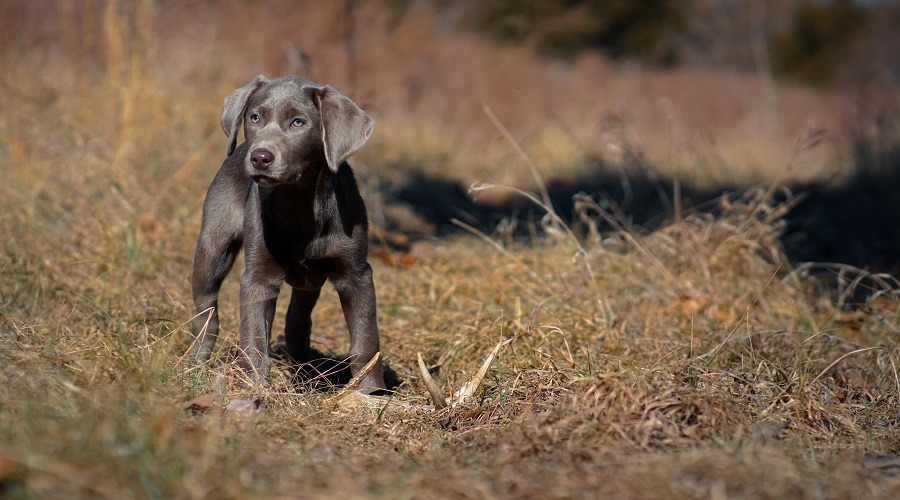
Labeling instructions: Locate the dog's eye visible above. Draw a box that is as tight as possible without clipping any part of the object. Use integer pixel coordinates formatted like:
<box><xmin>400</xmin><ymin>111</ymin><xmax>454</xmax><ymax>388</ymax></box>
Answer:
<box><xmin>290</xmin><ymin>118</ymin><xmax>305</xmax><ymax>128</ymax></box>
<box><xmin>249</xmin><ymin>114</ymin><xmax>260</xmax><ymax>123</ymax></box>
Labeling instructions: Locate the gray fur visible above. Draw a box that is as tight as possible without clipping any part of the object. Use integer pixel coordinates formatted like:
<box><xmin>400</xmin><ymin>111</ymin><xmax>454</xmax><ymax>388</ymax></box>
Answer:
<box><xmin>188</xmin><ymin>75</ymin><xmax>385</xmax><ymax>394</ymax></box>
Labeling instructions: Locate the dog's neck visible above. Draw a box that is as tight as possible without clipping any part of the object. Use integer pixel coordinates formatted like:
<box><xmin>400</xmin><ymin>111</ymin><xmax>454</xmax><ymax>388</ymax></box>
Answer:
<box><xmin>257</xmin><ymin>164</ymin><xmax>334</xmax><ymax>238</ymax></box>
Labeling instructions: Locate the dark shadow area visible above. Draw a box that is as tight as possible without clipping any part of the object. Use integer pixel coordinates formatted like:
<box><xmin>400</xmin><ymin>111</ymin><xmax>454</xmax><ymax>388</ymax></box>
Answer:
<box><xmin>783</xmin><ymin>135</ymin><xmax>900</xmax><ymax>275</ymax></box>
<box><xmin>387</xmin><ymin>168</ymin><xmax>732</xmax><ymax>235</ymax></box>
<box><xmin>270</xmin><ymin>340</ymin><xmax>402</xmax><ymax>395</ymax></box>
<box><xmin>379</xmin><ymin>150</ymin><xmax>900</xmax><ymax>278</ymax></box>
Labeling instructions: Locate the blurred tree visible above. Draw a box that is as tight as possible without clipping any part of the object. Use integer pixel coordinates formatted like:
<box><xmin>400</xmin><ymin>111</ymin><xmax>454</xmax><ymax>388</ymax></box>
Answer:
<box><xmin>839</xmin><ymin>1</ymin><xmax>900</xmax><ymax>84</ymax></box>
<box><xmin>679</xmin><ymin>0</ymin><xmax>803</xmax><ymax>69</ymax></box>
<box><xmin>466</xmin><ymin>0</ymin><xmax>687</xmax><ymax>65</ymax></box>
<box><xmin>770</xmin><ymin>0</ymin><xmax>865</xmax><ymax>85</ymax></box>
<box><xmin>585</xmin><ymin>0</ymin><xmax>687</xmax><ymax>64</ymax></box>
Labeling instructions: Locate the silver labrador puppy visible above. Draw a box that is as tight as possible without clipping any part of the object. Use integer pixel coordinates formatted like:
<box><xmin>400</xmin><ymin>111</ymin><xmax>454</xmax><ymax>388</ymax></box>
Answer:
<box><xmin>188</xmin><ymin>75</ymin><xmax>385</xmax><ymax>394</ymax></box>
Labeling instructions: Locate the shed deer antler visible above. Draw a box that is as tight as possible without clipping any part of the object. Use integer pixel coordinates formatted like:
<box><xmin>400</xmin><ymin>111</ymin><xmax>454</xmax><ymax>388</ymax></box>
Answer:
<box><xmin>418</xmin><ymin>339</ymin><xmax>512</xmax><ymax>409</ymax></box>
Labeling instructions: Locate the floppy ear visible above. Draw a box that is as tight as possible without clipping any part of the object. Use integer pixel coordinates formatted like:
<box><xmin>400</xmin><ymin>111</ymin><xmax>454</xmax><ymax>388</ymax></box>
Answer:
<box><xmin>221</xmin><ymin>75</ymin><xmax>268</xmax><ymax>156</ymax></box>
<box><xmin>306</xmin><ymin>85</ymin><xmax>375</xmax><ymax>172</ymax></box>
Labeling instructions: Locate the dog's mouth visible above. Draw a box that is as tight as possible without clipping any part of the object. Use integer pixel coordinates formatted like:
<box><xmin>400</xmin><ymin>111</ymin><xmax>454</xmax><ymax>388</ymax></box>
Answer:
<box><xmin>249</xmin><ymin>174</ymin><xmax>283</xmax><ymax>187</ymax></box>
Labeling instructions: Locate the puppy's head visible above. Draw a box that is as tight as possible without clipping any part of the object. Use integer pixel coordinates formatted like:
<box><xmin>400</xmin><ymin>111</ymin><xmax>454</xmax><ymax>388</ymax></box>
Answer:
<box><xmin>221</xmin><ymin>75</ymin><xmax>375</xmax><ymax>186</ymax></box>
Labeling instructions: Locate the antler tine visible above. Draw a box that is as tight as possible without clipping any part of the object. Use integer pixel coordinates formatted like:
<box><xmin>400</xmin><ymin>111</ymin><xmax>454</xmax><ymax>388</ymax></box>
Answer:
<box><xmin>451</xmin><ymin>339</ymin><xmax>512</xmax><ymax>407</ymax></box>
<box><xmin>417</xmin><ymin>353</ymin><xmax>448</xmax><ymax>409</ymax></box>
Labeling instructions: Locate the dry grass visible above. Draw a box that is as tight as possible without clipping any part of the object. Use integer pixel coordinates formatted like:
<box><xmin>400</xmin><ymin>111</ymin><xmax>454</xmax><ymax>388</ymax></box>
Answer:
<box><xmin>1</xmin><ymin>1</ymin><xmax>899</xmax><ymax>498</ymax></box>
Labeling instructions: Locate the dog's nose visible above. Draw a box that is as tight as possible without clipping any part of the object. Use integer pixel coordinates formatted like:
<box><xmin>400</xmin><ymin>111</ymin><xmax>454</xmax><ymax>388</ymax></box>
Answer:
<box><xmin>250</xmin><ymin>148</ymin><xmax>274</xmax><ymax>170</ymax></box>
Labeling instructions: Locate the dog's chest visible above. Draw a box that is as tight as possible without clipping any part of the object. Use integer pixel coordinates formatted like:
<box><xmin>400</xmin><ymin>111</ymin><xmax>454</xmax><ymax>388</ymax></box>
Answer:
<box><xmin>260</xmin><ymin>215</ymin><xmax>341</xmax><ymax>288</ymax></box>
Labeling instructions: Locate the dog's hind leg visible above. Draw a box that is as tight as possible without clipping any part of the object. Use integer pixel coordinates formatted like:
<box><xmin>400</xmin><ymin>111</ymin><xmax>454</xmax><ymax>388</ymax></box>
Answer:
<box><xmin>284</xmin><ymin>287</ymin><xmax>321</xmax><ymax>363</ymax></box>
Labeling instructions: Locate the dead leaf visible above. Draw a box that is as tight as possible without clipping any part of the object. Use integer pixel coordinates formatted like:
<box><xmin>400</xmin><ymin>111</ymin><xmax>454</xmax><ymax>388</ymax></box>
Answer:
<box><xmin>871</xmin><ymin>295</ymin><xmax>899</xmax><ymax>312</ymax></box>
<box><xmin>6</xmin><ymin>133</ymin><xmax>25</xmax><ymax>164</ymax></box>
<box><xmin>833</xmin><ymin>310</ymin><xmax>867</xmax><ymax>330</ymax></box>
<box><xmin>400</xmin><ymin>252</ymin><xmax>417</xmax><ymax>267</ymax></box>
<box><xmin>669</xmin><ymin>295</ymin><xmax>710</xmax><ymax>316</ymax></box>
<box><xmin>181</xmin><ymin>392</ymin><xmax>219</xmax><ymax>414</ymax></box>
<box><xmin>371</xmin><ymin>247</ymin><xmax>392</xmax><ymax>263</ymax></box>
<box><xmin>708</xmin><ymin>304</ymin><xmax>734</xmax><ymax>323</ymax></box>
<box><xmin>409</xmin><ymin>241</ymin><xmax>436</xmax><ymax>259</ymax></box>
<box><xmin>371</xmin><ymin>247</ymin><xmax>419</xmax><ymax>267</ymax></box>
<box><xmin>134</xmin><ymin>213</ymin><xmax>161</xmax><ymax>239</ymax></box>
<box><xmin>385</xmin><ymin>231</ymin><xmax>410</xmax><ymax>249</ymax></box>
<box><xmin>153</xmin><ymin>413</ymin><xmax>173</xmax><ymax>442</ymax></box>
<box><xmin>0</xmin><ymin>451</ymin><xmax>16</xmax><ymax>482</ymax></box>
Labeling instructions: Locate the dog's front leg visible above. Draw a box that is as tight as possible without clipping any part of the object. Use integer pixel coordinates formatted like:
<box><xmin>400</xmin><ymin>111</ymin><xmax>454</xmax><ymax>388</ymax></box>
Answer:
<box><xmin>238</xmin><ymin>271</ymin><xmax>280</xmax><ymax>385</ymax></box>
<box><xmin>188</xmin><ymin>158</ymin><xmax>247</xmax><ymax>362</ymax></box>
<box><xmin>335</xmin><ymin>263</ymin><xmax>386</xmax><ymax>393</ymax></box>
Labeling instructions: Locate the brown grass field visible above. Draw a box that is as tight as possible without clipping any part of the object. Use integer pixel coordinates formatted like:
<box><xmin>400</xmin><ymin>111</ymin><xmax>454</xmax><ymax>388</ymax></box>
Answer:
<box><xmin>1</xmin><ymin>1</ymin><xmax>899</xmax><ymax>498</ymax></box>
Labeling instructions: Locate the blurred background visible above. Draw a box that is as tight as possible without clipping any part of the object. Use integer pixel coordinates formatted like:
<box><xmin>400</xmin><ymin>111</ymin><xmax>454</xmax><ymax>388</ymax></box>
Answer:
<box><xmin>1</xmin><ymin>0</ymin><xmax>898</xmax><ymax>273</ymax></box>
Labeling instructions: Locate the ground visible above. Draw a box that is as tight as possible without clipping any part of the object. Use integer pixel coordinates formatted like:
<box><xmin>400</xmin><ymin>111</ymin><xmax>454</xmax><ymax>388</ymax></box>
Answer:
<box><xmin>1</xmin><ymin>2</ymin><xmax>899</xmax><ymax>498</ymax></box>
